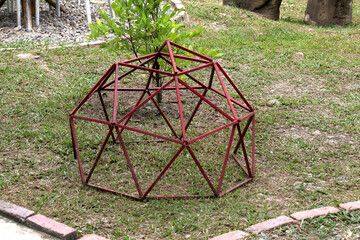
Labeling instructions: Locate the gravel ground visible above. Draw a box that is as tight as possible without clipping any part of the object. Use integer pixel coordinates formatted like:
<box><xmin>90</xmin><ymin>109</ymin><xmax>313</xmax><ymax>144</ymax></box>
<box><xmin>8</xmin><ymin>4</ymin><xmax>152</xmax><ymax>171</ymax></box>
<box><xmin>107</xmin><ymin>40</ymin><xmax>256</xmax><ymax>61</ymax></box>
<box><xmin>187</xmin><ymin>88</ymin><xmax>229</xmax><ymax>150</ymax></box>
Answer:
<box><xmin>0</xmin><ymin>0</ymin><xmax>111</xmax><ymax>44</ymax></box>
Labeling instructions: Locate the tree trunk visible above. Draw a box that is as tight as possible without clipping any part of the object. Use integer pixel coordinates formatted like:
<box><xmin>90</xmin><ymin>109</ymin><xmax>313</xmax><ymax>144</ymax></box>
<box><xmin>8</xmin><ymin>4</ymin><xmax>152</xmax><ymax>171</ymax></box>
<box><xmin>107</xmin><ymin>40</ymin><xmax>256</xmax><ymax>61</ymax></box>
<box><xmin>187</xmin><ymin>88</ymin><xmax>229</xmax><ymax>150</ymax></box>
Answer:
<box><xmin>223</xmin><ymin>0</ymin><xmax>283</xmax><ymax>20</ymax></box>
<box><xmin>304</xmin><ymin>0</ymin><xmax>352</xmax><ymax>26</ymax></box>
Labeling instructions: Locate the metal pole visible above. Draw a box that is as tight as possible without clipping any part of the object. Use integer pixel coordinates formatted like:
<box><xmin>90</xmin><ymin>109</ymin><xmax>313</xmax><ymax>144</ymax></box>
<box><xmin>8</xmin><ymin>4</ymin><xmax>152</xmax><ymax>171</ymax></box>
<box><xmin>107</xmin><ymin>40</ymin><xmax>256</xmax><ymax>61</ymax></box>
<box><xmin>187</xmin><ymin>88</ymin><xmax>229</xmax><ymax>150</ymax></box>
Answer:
<box><xmin>107</xmin><ymin>0</ymin><xmax>114</xmax><ymax>18</ymax></box>
<box><xmin>84</xmin><ymin>0</ymin><xmax>91</xmax><ymax>24</ymax></box>
<box><xmin>56</xmin><ymin>0</ymin><xmax>60</xmax><ymax>16</ymax></box>
<box><xmin>22</xmin><ymin>0</ymin><xmax>32</xmax><ymax>31</ymax></box>
<box><xmin>35</xmin><ymin>0</ymin><xmax>39</xmax><ymax>26</ymax></box>
<box><xmin>16</xmin><ymin>0</ymin><xmax>21</xmax><ymax>27</ymax></box>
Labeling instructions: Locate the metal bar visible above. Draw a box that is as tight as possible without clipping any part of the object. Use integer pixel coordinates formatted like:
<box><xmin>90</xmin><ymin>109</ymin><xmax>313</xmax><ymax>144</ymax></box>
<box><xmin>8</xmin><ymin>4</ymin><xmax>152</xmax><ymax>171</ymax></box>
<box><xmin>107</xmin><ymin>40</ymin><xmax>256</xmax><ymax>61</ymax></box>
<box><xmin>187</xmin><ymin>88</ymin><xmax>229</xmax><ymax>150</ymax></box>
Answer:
<box><xmin>214</xmin><ymin>63</ymin><xmax>238</xmax><ymax>119</ymax></box>
<box><xmin>118</xmin><ymin>56</ymin><xmax>158</xmax><ymax>135</ymax></box>
<box><xmin>217</xmin><ymin>125</ymin><xmax>236</xmax><ymax>194</ymax></box>
<box><xmin>112</xmin><ymin>64</ymin><xmax>119</xmax><ymax>123</ymax></box>
<box><xmin>251</xmin><ymin>115</ymin><xmax>256</xmax><ymax>175</ymax></box>
<box><xmin>225</xmin><ymin>178</ymin><xmax>253</xmax><ymax>193</ymax></box>
<box><xmin>71</xmin><ymin>114</ymin><xmax>112</xmax><ymax>126</ymax></box>
<box><xmin>117</xmin><ymin>78</ymin><xmax>175</xmax><ymax>124</ymax></box>
<box><xmin>177</xmin><ymin>78</ymin><xmax>234</xmax><ymax>121</ymax></box>
<box><xmin>71</xmin><ymin>64</ymin><xmax>115</xmax><ymax>115</ymax></box>
<box><xmin>237</xmin><ymin>123</ymin><xmax>252</xmax><ymax>178</ymax></box>
<box><xmin>166</xmin><ymin>40</ymin><xmax>178</xmax><ymax>73</ymax></box>
<box><xmin>233</xmin><ymin>117</ymin><xmax>252</xmax><ymax>154</ymax></box>
<box><xmin>210</xmin><ymin>87</ymin><xmax>251</xmax><ymax>111</ymax></box>
<box><xmin>69</xmin><ymin>117</ymin><xmax>85</xmax><ymax>183</ymax></box>
<box><xmin>98</xmin><ymin>91</ymin><xmax>116</xmax><ymax>142</ymax></box>
<box><xmin>147</xmin><ymin>195</ymin><xmax>215</xmax><ymax>200</ymax></box>
<box><xmin>186</xmin><ymin>146</ymin><xmax>218</xmax><ymax>196</ymax></box>
<box><xmin>115</xmin><ymin>122</ymin><xmax>183</xmax><ymax>144</ymax></box>
<box><xmin>169</xmin><ymin>41</ymin><xmax>213</xmax><ymax>61</ymax></box>
<box><xmin>85</xmin><ymin>126</ymin><xmax>114</xmax><ymax>183</ymax></box>
<box><xmin>177</xmin><ymin>62</ymin><xmax>213</xmax><ymax>77</ymax></box>
<box><xmin>142</xmin><ymin>146</ymin><xmax>185</xmax><ymax>199</ymax></box>
<box><xmin>86</xmin><ymin>183</ymin><xmax>141</xmax><ymax>200</ymax></box>
<box><xmin>174</xmin><ymin>76</ymin><xmax>187</xmax><ymax>141</ymax></box>
<box><xmin>217</xmin><ymin>63</ymin><xmax>254</xmax><ymax>111</ymax></box>
<box><xmin>147</xmin><ymin>92</ymin><xmax>179</xmax><ymax>139</ymax></box>
<box><xmin>102</xmin><ymin>56</ymin><xmax>156</xmax><ymax>89</ymax></box>
<box><xmin>115</xmin><ymin>128</ymin><xmax>143</xmax><ymax>198</ymax></box>
<box><xmin>188</xmin><ymin>120</ymin><xmax>237</xmax><ymax>144</ymax></box>
<box><xmin>102</xmin><ymin>86</ymin><xmax>204</xmax><ymax>92</ymax></box>
<box><xmin>231</xmin><ymin>152</ymin><xmax>249</xmax><ymax>176</ymax></box>
<box><xmin>182</xmin><ymin>66</ymin><xmax>215</xmax><ymax>134</ymax></box>
<box><xmin>159</xmin><ymin>55</ymin><xmax>208</xmax><ymax>89</ymax></box>
<box><xmin>118</xmin><ymin>62</ymin><xmax>174</xmax><ymax>77</ymax></box>
<box><xmin>122</xmin><ymin>53</ymin><xmax>158</xmax><ymax>64</ymax></box>
<box><xmin>160</xmin><ymin>52</ymin><xmax>210</xmax><ymax>63</ymax></box>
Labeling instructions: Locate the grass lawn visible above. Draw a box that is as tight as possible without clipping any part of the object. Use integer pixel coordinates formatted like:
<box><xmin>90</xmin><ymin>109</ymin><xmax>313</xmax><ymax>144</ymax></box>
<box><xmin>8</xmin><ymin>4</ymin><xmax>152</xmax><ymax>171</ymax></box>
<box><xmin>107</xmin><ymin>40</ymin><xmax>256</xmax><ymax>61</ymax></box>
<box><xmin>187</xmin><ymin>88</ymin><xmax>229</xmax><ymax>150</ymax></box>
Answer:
<box><xmin>1</xmin><ymin>0</ymin><xmax>359</xmax><ymax>239</ymax></box>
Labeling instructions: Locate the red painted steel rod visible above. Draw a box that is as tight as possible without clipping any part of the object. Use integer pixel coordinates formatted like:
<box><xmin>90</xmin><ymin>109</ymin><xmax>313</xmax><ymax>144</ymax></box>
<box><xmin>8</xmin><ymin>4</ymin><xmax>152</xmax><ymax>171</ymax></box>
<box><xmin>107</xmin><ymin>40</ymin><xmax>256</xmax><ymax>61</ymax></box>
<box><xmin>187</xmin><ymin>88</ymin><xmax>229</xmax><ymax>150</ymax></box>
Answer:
<box><xmin>115</xmin><ymin>122</ymin><xmax>183</xmax><ymax>144</ymax></box>
<box><xmin>177</xmin><ymin>62</ymin><xmax>213</xmax><ymax>77</ymax></box>
<box><xmin>147</xmin><ymin>92</ymin><xmax>179</xmax><ymax>139</ymax></box>
<box><xmin>237</xmin><ymin>123</ymin><xmax>253</xmax><ymax>178</ymax></box>
<box><xmin>69</xmin><ymin>117</ymin><xmax>85</xmax><ymax>183</ymax></box>
<box><xmin>142</xmin><ymin>146</ymin><xmax>185</xmax><ymax>199</ymax></box>
<box><xmin>112</xmin><ymin>64</ymin><xmax>119</xmax><ymax>123</ymax></box>
<box><xmin>210</xmin><ymin>87</ymin><xmax>251</xmax><ymax>112</ymax></box>
<box><xmin>118</xmin><ymin>62</ymin><xmax>174</xmax><ymax>77</ymax></box>
<box><xmin>251</xmin><ymin>116</ymin><xmax>256</xmax><ymax>175</ymax></box>
<box><xmin>117</xmin><ymin>79</ymin><xmax>175</xmax><ymax>124</ymax></box>
<box><xmin>217</xmin><ymin>125</ymin><xmax>236</xmax><ymax>194</ymax></box>
<box><xmin>98</xmin><ymin>91</ymin><xmax>116</xmax><ymax>142</ymax></box>
<box><xmin>186</xmin><ymin>146</ymin><xmax>218</xmax><ymax>196</ymax></box>
<box><xmin>217</xmin><ymin>63</ymin><xmax>254</xmax><ymax>111</ymax></box>
<box><xmin>71</xmin><ymin>64</ymin><xmax>115</xmax><ymax>115</ymax></box>
<box><xmin>225</xmin><ymin>178</ymin><xmax>253</xmax><ymax>194</ymax></box>
<box><xmin>71</xmin><ymin>114</ymin><xmax>111</xmax><ymax>126</ymax></box>
<box><xmin>174</xmin><ymin>76</ymin><xmax>187</xmax><ymax>141</ymax></box>
<box><xmin>177</xmin><ymin>79</ymin><xmax>234</xmax><ymax>121</ymax></box>
<box><xmin>188</xmin><ymin>120</ymin><xmax>237</xmax><ymax>144</ymax></box>
<box><xmin>87</xmin><ymin>183</ymin><xmax>141</xmax><ymax>200</ymax></box>
<box><xmin>160</xmin><ymin>52</ymin><xmax>210</xmax><ymax>63</ymax></box>
<box><xmin>169</xmin><ymin>41</ymin><xmax>213</xmax><ymax>61</ymax></box>
<box><xmin>167</xmin><ymin>40</ymin><xmax>178</xmax><ymax>73</ymax></box>
<box><xmin>115</xmin><ymin>127</ymin><xmax>143</xmax><ymax>198</ymax></box>
<box><xmin>214</xmin><ymin>63</ymin><xmax>238</xmax><ymax>120</ymax></box>
<box><xmin>85</xmin><ymin>126</ymin><xmax>114</xmax><ymax>184</ymax></box>
<box><xmin>122</xmin><ymin>52</ymin><xmax>158</xmax><ymax>64</ymax></box>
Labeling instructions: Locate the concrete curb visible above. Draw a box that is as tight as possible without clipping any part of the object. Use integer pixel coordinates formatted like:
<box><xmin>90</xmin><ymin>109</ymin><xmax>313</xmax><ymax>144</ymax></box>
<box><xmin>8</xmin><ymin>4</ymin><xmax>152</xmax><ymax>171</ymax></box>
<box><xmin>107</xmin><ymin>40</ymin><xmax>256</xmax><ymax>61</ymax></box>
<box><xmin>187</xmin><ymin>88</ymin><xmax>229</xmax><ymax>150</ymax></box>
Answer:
<box><xmin>210</xmin><ymin>201</ymin><xmax>360</xmax><ymax>240</ymax></box>
<box><xmin>0</xmin><ymin>200</ymin><xmax>109</xmax><ymax>240</ymax></box>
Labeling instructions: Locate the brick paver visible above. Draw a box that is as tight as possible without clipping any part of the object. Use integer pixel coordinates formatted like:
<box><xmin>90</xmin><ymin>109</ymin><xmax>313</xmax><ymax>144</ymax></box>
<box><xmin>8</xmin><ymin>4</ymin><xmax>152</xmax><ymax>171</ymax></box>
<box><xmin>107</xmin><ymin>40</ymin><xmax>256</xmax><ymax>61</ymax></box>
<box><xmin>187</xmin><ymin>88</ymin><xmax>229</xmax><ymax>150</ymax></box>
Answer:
<box><xmin>26</xmin><ymin>214</ymin><xmax>77</xmax><ymax>240</ymax></box>
<box><xmin>209</xmin><ymin>230</ymin><xmax>249</xmax><ymax>240</ymax></box>
<box><xmin>245</xmin><ymin>216</ymin><xmax>295</xmax><ymax>234</ymax></box>
<box><xmin>340</xmin><ymin>201</ymin><xmax>360</xmax><ymax>211</ymax></box>
<box><xmin>0</xmin><ymin>200</ymin><xmax>34</xmax><ymax>222</ymax></box>
<box><xmin>290</xmin><ymin>206</ymin><xmax>339</xmax><ymax>220</ymax></box>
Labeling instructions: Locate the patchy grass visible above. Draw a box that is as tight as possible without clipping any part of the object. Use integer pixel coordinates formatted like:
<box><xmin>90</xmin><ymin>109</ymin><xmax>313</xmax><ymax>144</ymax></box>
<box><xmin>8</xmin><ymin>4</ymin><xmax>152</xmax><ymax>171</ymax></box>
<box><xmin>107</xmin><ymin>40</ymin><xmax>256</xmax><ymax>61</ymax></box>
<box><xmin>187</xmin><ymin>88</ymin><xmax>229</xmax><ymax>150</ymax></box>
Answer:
<box><xmin>1</xmin><ymin>0</ymin><xmax>360</xmax><ymax>239</ymax></box>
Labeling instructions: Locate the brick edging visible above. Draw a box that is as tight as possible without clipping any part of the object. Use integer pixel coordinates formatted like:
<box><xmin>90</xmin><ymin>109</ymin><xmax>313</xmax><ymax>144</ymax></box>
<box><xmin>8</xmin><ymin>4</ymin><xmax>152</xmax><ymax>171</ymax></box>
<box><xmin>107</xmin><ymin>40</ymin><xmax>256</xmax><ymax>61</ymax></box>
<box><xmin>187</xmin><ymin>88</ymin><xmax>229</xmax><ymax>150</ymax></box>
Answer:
<box><xmin>210</xmin><ymin>200</ymin><xmax>360</xmax><ymax>240</ymax></box>
<box><xmin>0</xmin><ymin>200</ymin><xmax>108</xmax><ymax>240</ymax></box>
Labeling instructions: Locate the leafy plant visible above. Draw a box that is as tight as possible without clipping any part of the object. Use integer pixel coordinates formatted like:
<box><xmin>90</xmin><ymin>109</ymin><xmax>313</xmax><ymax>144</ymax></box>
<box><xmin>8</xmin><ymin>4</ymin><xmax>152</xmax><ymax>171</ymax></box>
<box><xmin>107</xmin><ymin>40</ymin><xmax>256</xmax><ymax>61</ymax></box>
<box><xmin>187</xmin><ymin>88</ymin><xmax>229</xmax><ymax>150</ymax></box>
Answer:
<box><xmin>88</xmin><ymin>0</ymin><xmax>204</xmax><ymax>58</ymax></box>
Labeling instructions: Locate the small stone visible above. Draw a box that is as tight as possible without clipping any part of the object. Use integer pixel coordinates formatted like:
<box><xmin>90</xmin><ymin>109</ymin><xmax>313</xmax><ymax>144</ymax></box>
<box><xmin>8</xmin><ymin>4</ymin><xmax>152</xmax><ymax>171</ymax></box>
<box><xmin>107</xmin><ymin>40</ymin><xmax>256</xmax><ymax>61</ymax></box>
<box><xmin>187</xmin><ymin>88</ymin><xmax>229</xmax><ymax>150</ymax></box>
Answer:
<box><xmin>267</xmin><ymin>99</ymin><xmax>281</xmax><ymax>107</ymax></box>
<box><xmin>313</xmin><ymin>130</ymin><xmax>321</xmax><ymax>135</ymax></box>
<box><xmin>16</xmin><ymin>53</ymin><xmax>40</xmax><ymax>60</ymax></box>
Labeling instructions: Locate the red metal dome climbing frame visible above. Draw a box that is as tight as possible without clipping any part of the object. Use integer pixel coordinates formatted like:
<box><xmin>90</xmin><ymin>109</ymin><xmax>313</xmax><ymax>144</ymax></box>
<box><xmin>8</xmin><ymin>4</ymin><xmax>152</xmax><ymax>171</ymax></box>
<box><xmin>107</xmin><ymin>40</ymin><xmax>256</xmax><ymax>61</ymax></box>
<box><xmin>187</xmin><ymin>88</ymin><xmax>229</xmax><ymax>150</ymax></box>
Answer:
<box><xmin>69</xmin><ymin>40</ymin><xmax>255</xmax><ymax>200</ymax></box>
